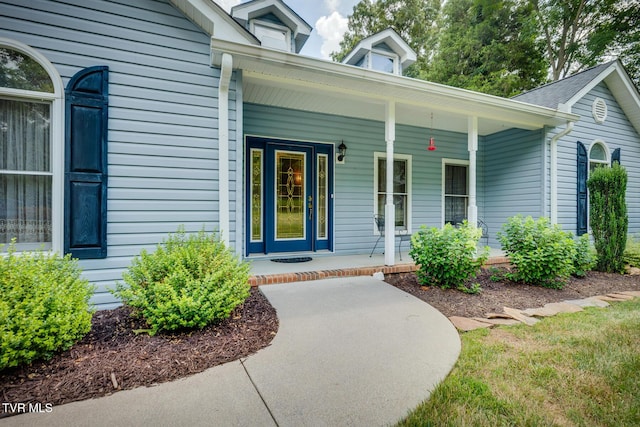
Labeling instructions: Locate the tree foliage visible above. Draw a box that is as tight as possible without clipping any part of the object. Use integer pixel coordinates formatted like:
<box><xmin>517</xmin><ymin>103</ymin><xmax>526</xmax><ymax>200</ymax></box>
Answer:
<box><xmin>332</xmin><ymin>0</ymin><xmax>441</xmax><ymax>77</ymax></box>
<box><xmin>334</xmin><ymin>0</ymin><xmax>640</xmax><ymax>93</ymax></box>
<box><xmin>531</xmin><ymin>0</ymin><xmax>640</xmax><ymax>83</ymax></box>
<box><xmin>422</xmin><ymin>0</ymin><xmax>547</xmax><ymax>96</ymax></box>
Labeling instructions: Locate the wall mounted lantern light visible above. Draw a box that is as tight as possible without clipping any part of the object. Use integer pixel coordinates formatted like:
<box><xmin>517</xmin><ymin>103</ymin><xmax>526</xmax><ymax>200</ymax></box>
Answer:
<box><xmin>337</xmin><ymin>141</ymin><xmax>348</xmax><ymax>161</ymax></box>
<box><xmin>427</xmin><ymin>113</ymin><xmax>437</xmax><ymax>151</ymax></box>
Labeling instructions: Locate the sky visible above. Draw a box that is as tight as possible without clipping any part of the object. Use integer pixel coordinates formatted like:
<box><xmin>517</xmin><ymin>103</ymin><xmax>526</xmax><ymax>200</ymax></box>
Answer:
<box><xmin>216</xmin><ymin>0</ymin><xmax>362</xmax><ymax>59</ymax></box>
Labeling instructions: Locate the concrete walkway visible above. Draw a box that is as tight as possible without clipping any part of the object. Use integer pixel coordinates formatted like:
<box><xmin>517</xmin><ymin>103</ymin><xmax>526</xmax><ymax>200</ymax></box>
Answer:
<box><xmin>1</xmin><ymin>277</ymin><xmax>460</xmax><ymax>427</ymax></box>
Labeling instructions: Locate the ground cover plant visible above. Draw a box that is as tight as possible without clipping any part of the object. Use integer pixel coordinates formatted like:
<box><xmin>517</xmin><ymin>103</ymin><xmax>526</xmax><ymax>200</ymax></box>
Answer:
<box><xmin>409</xmin><ymin>221</ymin><xmax>488</xmax><ymax>293</ymax></box>
<box><xmin>397</xmin><ymin>298</ymin><xmax>640</xmax><ymax>427</ymax></box>
<box><xmin>0</xmin><ymin>241</ymin><xmax>94</xmax><ymax>370</ymax></box>
<box><xmin>112</xmin><ymin>228</ymin><xmax>250</xmax><ymax>336</ymax></box>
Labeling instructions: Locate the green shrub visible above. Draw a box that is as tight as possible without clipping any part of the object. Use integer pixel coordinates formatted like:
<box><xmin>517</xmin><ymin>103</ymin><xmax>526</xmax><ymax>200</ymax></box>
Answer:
<box><xmin>0</xmin><ymin>241</ymin><xmax>94</xmax><ymax>370</ymax></box>
<box><xmin>573</xmin><ymin>233</ymin><xmax>596</xmax><ymax>277</ymax></box>
<box><xmin>624</xmin><ymin>235</ymin><xmax>640</xmax><ymax>268</ymax></box>
<box><xmin>587</xmin><ymin>163</ymin><xmax>628</xmax><ymax>273</ymax></box>
<box><xmin>112</xmin><ymin>228</ymin><xmax>250</xmax><ymax>336</ymax></box>
<box><xmin>409</xmin><ymin>221</ymin><xmax>488</xmax><ymax>292</ymax></box>
<box><xmin>498</xmin><ymin>215</ymin><xmax>576</xmax><ymax>288</ymax></box>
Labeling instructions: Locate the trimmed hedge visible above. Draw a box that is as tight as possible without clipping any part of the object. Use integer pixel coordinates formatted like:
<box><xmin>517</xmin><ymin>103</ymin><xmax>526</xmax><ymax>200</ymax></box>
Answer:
<box><xmin>112</xmin><ymin>228</ymin><xmax>250</xmax><ymax>336</ymax></box>
<box><xmin>0</xmin><ymin>241</ymin><xmax>94</xmax><ymax>370</ymax></box>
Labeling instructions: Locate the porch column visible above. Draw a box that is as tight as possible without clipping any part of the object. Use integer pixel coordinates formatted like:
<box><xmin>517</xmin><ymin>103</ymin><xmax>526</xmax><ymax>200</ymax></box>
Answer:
<box><xmin>467</xmin><ymin>116</ymin><xmax>478</xmax><ymax>227</ymax></box>
<box><xmin>385</xmin><ymin>101</ymin><xmax>396</xmax><ymax>266</ymax></box>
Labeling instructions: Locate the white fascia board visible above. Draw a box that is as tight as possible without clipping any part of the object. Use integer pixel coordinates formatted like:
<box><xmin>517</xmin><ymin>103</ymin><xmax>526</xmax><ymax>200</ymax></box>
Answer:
<box><xmin>564</xmin><ymin>63</ymin><xmax>618</xmax><ymax>107</ymax></box>
<box><xmin>212</xmin><ymin>38</ymin><xmax>578</xmax><ymax>129</ymax></box>
<box><xmin>170</xmin><ymin>0</ymin><xmax>258</xmax><ymax>44</ymax></box>
<box><xmin>343</xmin><ymin>29</ymin><xmax>416</xmax><ymax>68</ymax></box>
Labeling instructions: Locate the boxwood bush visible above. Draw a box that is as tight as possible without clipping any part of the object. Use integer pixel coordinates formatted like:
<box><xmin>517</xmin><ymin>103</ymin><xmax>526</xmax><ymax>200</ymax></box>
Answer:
<box><xmin>409</xmin><ymin>221</ymin><xmax>488</xmax><ymax>293</ymax></box>
<box><xmin>0</xmin><ymin>241</ymin><xmax>94</xmax><ymax>370</ymax></box>
<box><xmin>112</xmin><ymin>228</ymin><xmax>250</xmax><ymax>336</ymax></box>
<box><xmin>498</xmin><ymin>215</ymin><xmax>576</xmax><ymax>288</ymax></box>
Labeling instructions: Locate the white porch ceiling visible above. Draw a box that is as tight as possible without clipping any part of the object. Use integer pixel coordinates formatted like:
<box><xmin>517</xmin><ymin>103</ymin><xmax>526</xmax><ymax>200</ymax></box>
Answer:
<box><xmin>212</xmin><ymin>38</ymin><xmax>578</xmax><ymax>136</ymax></box>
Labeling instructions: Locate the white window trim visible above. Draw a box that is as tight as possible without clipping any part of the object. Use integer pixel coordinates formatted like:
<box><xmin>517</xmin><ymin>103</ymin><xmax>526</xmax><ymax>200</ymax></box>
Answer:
<box><xmin>367</xmin><ymin>49</ymin><xmax>400</xmax><ymax>75</ymax></box>
<box><xmin>0</xmin><ymin>38</ymin><xmax>64</xmax><ymax>253</ymax></box>
<box><xmin>373</xmin><ymin>152</ymin><xmax>412</xmax><ymax>235</ymax></box>
<box><xmin>250</xmin><ymin>20</ymin><xmax>292</xmax><ymax>52</ymax></box>
<box><xmin>588</xmin><ymin>140</ymin><xmax>610</xmax><ymax>171</ymax></box>
<box><xmin>441</xmin><ymin>158</ymin><xmax>470</xmax><ymax>226</ymax></box>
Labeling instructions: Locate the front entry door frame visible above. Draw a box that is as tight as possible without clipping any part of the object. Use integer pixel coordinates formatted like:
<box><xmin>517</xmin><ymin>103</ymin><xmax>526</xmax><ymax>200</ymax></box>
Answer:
<box><xmin>246</xmin><ymin>136</ymin><xmax>334</xmax><ymax>255</ymax></box>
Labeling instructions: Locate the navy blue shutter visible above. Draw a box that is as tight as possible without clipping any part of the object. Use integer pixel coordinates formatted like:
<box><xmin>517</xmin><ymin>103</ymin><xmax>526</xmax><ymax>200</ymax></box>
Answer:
<box><xmin>611</xmin><ymin>148</ymin><xmax>621</xmax><ymax>165</ymax></box>
<box><xmin>64</xmin><ymin>66</ymin><xmax>109</xmax><ymax>259</ymax></box>
<box><xmin>577</xmin><ymin>141</ymin><xmax>588</xmax><ymax>236</ymax></box>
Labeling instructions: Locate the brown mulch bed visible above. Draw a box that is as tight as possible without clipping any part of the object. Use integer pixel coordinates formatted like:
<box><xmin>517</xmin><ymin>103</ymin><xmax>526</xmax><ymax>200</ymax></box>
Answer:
<box><xmin>0</xmin><ymin>288</ymin><xmax>278</xmax><ymax>417</ymax></box>
<box><xmin>386</xmin><ymin>268</ymin><xmax>640</xmax><ymax>318</ymax></box>
<box><xmin>3</xmin><ymin>270</ymin><xmax>640</xmax><ymax>417</ymax></box>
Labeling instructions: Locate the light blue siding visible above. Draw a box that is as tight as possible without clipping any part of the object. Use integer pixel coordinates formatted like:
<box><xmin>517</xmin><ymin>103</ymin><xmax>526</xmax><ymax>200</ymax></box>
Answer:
<box><xmin>555</xmin><ymin>82</ymin><xmax>640</xmax><ymax>235</ymax></box>
<box><xmin>0</xmin><ymin>0</ymin><xmax>236</xmax><ymax>309</ymax></box>
<box><xmin>243</xmin><ymin>103</ymin><xmax>476</xmax><ymax>254</ymax></box>
<box><xmin>482</xmin><ymin>128</ymin><xmax>545</xmax><ymax>246</ymax></box>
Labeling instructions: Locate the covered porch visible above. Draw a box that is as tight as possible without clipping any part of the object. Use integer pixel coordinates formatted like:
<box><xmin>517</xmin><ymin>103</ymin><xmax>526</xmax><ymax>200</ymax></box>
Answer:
<box><xmin>211</xmin><ymin>38</ymin><xmax>577</xmax><ymax>266</ymax></box>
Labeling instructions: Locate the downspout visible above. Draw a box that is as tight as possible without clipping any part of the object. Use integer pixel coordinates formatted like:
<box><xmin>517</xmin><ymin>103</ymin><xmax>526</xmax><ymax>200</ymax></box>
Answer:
<box><xmin>549</xmin><ymin>112</ymin><xmax>574</xmax><ymax>224</ymax></box>
<box><xmin>218</xmin><ymin>53</ymin><xmax>233</xmax><ymax>243</ymax></box>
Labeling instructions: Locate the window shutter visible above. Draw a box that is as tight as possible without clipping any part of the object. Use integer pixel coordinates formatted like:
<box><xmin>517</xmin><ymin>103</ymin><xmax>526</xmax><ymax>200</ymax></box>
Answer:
<box><xmin>577</xmin><ymin>141</ymin><xmax>588</xmax><ymax>236</ymax></box>
<box><xmin>64</xmin><ymin>66</ymin><xmax>108</xmax><ymax>259</ymax></box>
<box><xmin>611</xmin><ymin>148</ymin><xmax>621</xmax><ymax>165</ymax></box>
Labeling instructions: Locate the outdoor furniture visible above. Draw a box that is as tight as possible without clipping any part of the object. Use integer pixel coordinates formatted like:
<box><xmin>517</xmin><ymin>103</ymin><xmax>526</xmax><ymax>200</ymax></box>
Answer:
<box><xmin>453</xmin><ymin>216</ymin><xmax>489</xmax><ymax>245</ymax></box>
<box><xmin>369</xmin><ymin>214</ymin><xmax>412</xmax><ymax>260</ymax></box>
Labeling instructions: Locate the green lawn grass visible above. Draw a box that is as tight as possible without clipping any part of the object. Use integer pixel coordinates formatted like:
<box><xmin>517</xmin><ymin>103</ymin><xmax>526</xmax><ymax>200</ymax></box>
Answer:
<box><xmin>399</xmin><ymin>298</ymin><xmax>640</xmax><ymax>427</ymax></box>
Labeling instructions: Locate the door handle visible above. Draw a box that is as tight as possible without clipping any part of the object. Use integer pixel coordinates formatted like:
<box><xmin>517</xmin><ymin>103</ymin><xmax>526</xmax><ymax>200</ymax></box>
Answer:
<box><xmin>308</xmin><ymin>196</ymin><xmax>313</xmax><ymax>220</ymax></box>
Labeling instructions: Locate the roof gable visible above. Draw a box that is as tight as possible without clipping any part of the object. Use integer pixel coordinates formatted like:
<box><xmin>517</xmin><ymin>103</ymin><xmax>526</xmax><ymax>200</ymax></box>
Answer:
<box><xmin>231</xmin><ymin>0</ymin><xmax>312</xmax><ymax>53</ymax></box>
<box><xmin>342</xmin><ymin>28</ymin><xmax>417</xmax><ymax>72</ymax></box>
<box><xmin>514</xmin><ymin>60</ymin><xmax>640</xmax><ymax>134</ymax></box>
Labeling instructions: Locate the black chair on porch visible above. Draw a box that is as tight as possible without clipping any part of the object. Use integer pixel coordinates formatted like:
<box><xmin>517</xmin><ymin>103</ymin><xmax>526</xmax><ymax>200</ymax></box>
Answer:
<box><xmin>452</xmin><ymin>216</ymin><xmax>489</xmax><ymax>246</ymax></box>
<box><xmin>369</xmin><ymin>214</ymin><xmax>412</xmax><ymax>260</ymax></box>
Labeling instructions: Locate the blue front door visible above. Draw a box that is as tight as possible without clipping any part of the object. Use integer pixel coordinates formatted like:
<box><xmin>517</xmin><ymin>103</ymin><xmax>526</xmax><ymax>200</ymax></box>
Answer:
<box><xmin>246</xmin><ymin>137</ymin><xmax>333</xmax><ymax>255</ymax></box>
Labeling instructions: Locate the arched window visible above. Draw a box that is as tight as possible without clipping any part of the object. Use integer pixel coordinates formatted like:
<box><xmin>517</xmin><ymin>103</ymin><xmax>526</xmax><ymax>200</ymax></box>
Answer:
<box><xmin>0</xmin><ymin>39</ymin><xmax>63</xmax><ymax>251</ymax></box>
<box><xmin>589</xmin><ymin>141</ymin><xmax>609</xmax><ymax>172</ymax></box>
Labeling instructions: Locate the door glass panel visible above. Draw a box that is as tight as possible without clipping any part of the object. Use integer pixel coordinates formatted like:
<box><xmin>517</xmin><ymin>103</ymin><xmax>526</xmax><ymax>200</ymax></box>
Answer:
<box><xmin>250</xmin><ymin>149</ymin><xmax>262</xmax><ymax>242</ymax></box>
<box><xmin>276</xmin><ymin>151</ymin><xmax>305</xmax><ymax>240</ymax></box>
<box><xmin>317</xmin><ymin>154</ymin><xmax>327</xmax><ymax>239</ymax></box>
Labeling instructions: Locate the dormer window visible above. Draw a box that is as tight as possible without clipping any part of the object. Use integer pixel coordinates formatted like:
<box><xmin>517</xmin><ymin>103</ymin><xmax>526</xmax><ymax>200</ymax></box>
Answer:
<box><xmin>231</xmin><ymin>0</ymin><xmax>312</xmax><ymax>54</ymax></box>
<box><xmin>341</xmin><ymin>29</ymin><xmax>416</xmax><ymax>76</ymax></box>
<box><xmin>370</xmin><ymin>51</ymin><xmax>398</xmax><ymax>74</ymax></box>
<box><xmin>252</xmin><ymin>21</ymin><xmax>290</xmax><ymax>52</ymax></box>
<box><xmin>354</xmin><ymin>50</ymin><xmax>399</xmax><ymax>74</ymax></box>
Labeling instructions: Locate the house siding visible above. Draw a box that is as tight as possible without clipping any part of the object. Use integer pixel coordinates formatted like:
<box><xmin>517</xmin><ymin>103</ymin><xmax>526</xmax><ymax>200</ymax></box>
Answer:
<box><xmin>243</xmin><ymin>103</ymin><xmax>477</xmax><ymax>255</ymax></box>
<box><xmin>1</xmin><ymin>0</ymin><xmax>236</xmax><ymax>309</ymax></box>
<box><xmin>482</xmin><ymin>128</ymin><xmax>545</xmax><ymax>247</ymax></box>
<box><xmin>556</xmin><ymin>82</ymin><xmax>640</xmax><ymax>236</ymax></box>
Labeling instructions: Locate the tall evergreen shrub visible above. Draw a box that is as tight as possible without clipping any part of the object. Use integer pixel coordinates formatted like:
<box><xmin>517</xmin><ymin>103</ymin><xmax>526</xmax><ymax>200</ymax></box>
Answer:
<box><xmin>587</xmin><ymin>163</ymin><xmax>628</xmax><ymax>273</ymax></box>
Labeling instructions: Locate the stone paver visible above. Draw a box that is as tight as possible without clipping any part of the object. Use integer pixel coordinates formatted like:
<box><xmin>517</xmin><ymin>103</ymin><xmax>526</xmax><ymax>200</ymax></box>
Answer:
<box><xmin>448</xmin><ymin>316</ymin><xmax>494</xmax><ymax>331</ymax></box>
<box><xmin>450</xmin><ymin>292</ymin><xmax>639</xmax><ymax>333</ymax></box>
<box><xmin>564</xmin><ymin>297</ymin><xmax>610</xmax><ymax>308</ymax></box>
<box><xmin>503</xmin><ymin>307</ymin><xmax>540</xmax><ymax>325</ymax></box>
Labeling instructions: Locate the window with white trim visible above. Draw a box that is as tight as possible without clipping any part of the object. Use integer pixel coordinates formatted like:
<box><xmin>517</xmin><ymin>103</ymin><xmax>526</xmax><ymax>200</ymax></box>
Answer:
<box><xmin>589</xmin><ymin>141</ymin><xmax>609</xmax><ymax>172</ymax></box>
<box><xmin>443</xmin><ymin>160</ymin><xmax>469</xmax><ymax>225</ymax></box>
<box><xmin>374</xmin><ymin>152</ymin><xmax>411</xmax><ymax>232</ymax></box>
<box><xmin>252</xmin><ymin>21</ymin><xmax>291</xmax><ymax>52</ymax></box>
<box><xmin>1</xmin><ymin>43</ymin><xmax>59</xmax><ymax>251</ymax></box>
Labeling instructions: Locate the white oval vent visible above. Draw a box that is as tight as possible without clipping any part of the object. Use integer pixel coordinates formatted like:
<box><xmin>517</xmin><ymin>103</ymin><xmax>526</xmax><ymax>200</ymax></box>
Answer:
<box><xmin>592</xmin><ymin>98</ymin><xmax>608</xmax><ymax>123</ymax></box>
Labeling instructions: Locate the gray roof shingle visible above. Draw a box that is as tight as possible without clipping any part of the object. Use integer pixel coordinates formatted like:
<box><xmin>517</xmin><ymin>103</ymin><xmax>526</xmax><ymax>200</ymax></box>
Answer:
<box><xmin>513</xmin><ymin>61</ymin><xmax>616</xmax><ymax>108</ymax></box>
